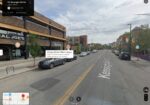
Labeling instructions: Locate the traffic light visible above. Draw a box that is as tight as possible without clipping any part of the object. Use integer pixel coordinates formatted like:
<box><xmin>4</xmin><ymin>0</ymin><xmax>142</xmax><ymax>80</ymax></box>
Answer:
<box><xmin>144</xmin><ymin>0</ymin><xmax>148</xmax><ymax>4</ymax></box>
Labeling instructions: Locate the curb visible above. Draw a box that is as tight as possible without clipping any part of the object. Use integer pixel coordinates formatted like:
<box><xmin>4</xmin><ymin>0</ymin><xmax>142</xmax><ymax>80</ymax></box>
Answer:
<box><xmin>0</xmin><ymin>67</ymin><xmax>38</xmax><ymax>80</ymax></box>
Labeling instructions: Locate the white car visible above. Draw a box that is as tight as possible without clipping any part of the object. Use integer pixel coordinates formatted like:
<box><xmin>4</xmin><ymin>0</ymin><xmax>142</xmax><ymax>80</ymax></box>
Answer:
<box><xmin>92</xmin><ymin>50</ymin><xmax>97</xmax><ymax>53</ymax></box>
<box><xmin>79</xmin><ymin>52</ymin><xmax>88</xmax><ymax>57</ymax></box>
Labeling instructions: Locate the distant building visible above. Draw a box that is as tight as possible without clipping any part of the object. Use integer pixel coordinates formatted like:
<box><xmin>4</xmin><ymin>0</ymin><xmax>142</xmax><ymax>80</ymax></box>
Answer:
<box><xmin>67</xmin><ymin>36</ymin><xmax>80</xmax><ymax>45</ymax></box>
<box><xmin>80</xmin><ymin>35</ymin><xmax>87</xmax><ymax>48</ymax></box>
<box><xmin>67</xmin><ymin>35</ymin><xmax>88</xmax><ymax>53</ymax></box>
<box><xmin>116</xmin><ymin>34</ymin><xmax>129</xmax><ymax>52</ymax></box>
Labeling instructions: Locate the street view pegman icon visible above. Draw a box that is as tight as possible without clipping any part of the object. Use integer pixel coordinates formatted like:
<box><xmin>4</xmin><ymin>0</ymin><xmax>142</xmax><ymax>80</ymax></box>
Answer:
<box><xmin>143</xmin><ymin>87</ymin><xmax>149</xmax><ymax>101</ymax></box>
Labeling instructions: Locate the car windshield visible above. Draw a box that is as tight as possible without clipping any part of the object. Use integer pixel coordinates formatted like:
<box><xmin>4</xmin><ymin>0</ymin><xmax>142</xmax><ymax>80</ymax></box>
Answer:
<box><xmin>0</xmin><ymin>0</ymin><xmax>150</xmax><ymax>105</ymax></box>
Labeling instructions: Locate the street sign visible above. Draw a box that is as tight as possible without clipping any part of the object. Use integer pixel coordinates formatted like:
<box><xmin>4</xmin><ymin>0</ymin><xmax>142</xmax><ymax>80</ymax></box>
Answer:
<box><xmin>0</xmin><ymin>49</ymin><xmax>3</xmax><ymax>56</ymax></box>
<box><xmin>136</xmin><ymin>45</ymin><xmax>140</xmax><ymax>50</ymax></box>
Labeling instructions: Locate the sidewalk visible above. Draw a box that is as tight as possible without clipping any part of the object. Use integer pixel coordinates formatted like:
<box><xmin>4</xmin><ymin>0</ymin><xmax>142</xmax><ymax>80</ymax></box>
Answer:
<box><xmin>0</xmin><ymin>57</ymin><xmax>45</xmax><ymax>79</ymax></box>
<box><xmin>131</xmin><ymin>56</ymin><xmax>150</xmax><ymax>72</ymax></box>
<box><xmin>131</xmin><ymin>56</ymin><xmax>150</xmax><ymax>64</ymax></box>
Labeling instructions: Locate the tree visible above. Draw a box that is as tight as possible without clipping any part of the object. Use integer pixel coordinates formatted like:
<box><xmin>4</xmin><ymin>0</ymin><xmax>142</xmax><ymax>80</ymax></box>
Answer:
<box><xmin>139</xmin><ymin>28</ymin><xmax>150</xmax><ymax>54</ymax></box>
<box><xmin>28</xmin><ymin>34</ymin><xmax>42</xmax><ymax>66</ymax></box>
<box><xmin>76</xmin><ymin>44</ymin><xmax>81</xmax><ymax>54</ymax></box>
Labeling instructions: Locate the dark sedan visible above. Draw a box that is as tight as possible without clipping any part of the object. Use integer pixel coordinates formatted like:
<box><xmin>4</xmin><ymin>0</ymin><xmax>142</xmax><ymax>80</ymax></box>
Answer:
<box><xmin>38</xmin><ymin>58</ymin><xmax>66</xmax><ymax>69</ymax></box>
<box><xmin>65</xmin><ymin>55</ymin><xmax>77</xmax><ymax>62</ymax></box>
<box><xmin>119</xmin><ymin>52</ymin><xmax>130</xmax><ymax>60</ymax></box>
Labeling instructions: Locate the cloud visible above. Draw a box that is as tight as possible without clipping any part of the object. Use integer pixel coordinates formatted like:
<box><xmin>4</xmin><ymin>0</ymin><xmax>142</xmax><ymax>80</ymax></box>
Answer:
<box><xmin>35</xmin><ymin>0</ymin><xmax>150</xmax><ymax>44</ymax></box>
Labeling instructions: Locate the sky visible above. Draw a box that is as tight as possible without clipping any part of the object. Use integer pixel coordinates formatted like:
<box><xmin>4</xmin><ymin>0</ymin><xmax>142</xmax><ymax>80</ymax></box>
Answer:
<box><xmin>35</xmin><ymin>0</ymin><xmax>150</xmax><ymax>44</ymax></box>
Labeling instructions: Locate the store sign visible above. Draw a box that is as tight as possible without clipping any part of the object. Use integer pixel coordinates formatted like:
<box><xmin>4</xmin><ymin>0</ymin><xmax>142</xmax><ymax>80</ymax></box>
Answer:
<box><xmin>0</xmin><ymin>33</ymin><xmax>24</xmax><ymax>41</ymax></box>
<box><xmin>46</xmin><ymin>50</ymin><xmax>73</xmax><ymax>58</ymax></box>
<box><xmin>0</xmin><ymin>49</ymin><xmax>3</xmax><ymax>56</ymax></box>
<box><xmin>51</xmin><ymin>41</ymin><xmax>63</xmax><ymax>47</ymax></box>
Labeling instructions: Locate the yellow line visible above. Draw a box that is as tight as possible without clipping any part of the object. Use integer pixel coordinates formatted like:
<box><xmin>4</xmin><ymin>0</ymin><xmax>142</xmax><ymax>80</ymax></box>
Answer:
<box><xmin>52</xmin><ymin>64</ymin><xmax>95</xmax><ymax>105</ymax></box>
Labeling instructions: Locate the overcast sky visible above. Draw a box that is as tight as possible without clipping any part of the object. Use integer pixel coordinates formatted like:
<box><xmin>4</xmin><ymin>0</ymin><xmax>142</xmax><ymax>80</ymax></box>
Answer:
<box><xmin>35</xmin><ymin>0</ymin><xmax>150</xmax><ymax>44</ymax></box>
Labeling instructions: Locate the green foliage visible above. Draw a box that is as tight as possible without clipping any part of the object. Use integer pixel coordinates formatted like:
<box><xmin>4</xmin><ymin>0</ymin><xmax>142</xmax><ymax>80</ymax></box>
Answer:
<box><xmin>76</xmin><ymin>44</ymin><xmax>81</xmax><ymax>54</ymax></box>
<box><xmin>28</xmin><ymin>34</ymin><xmax>42</xmax><ymax>58</ymax></box>
<box><xmin>28</xmin><ymin>34</ymin><xmax>42</xmax><ymax>66</ymax></box>
<box><xmin>29</xmin><ymin>43</ymin><xmax>41</xmax><ymax>58</ymax></box>
<box><xmin>135</xmin><ymin>28</ymin><xmax>150</xmax><ymax>54</ymax></box>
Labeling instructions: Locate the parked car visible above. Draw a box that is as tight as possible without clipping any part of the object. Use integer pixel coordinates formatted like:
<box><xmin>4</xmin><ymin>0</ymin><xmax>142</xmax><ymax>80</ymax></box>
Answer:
<box><xmin>87</xmin><ymin>51</ymin><xmax>91</xmax><ymax>55</ymax></box>
<box><xmin>65</xmin><ymin>55</ymin><xmax>77</xmax><ymax>62</ymax></box>
<box><xmin>79</xmin><ymin>52</ymin><xmax>88</xmax><ymax>57</ymax></box>
<box><xmin>92</xmin><ymin>50</ymin><xmax>97</xmax><ymax>53</ymax></box>
<box><xmin>111</xmin><ymin>49</ymin><xmax>115</xmax><ymax>53</ymax></box>
<box><xmin>114</xmin><ymin>50</ymin><xmax>120</xmax><ymax>56</ymax></box>
<box><xmin>38</xmin><ymin>58</ymin><xmax>66</xmax><ymax>69</ymax></box>
<box><xmin>119</xmin><ymin>52</ymin><xmax>130</xmax><ymax>60</ymax></box>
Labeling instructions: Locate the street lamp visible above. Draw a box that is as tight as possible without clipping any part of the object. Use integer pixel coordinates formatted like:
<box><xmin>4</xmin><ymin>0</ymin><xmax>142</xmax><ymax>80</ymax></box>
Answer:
<box><xmin>127</xmin><ymin>24</ymin><xmax>132</xmax><ymax>60</ymax></box>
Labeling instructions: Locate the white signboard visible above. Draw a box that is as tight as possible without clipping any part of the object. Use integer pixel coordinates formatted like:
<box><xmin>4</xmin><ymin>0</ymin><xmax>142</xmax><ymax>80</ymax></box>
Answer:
<box><xmin>0</xmin><ymin>49</ymin><xmax>3</xmax><ymax>56</ymax></box>
<box><xmin>46</xmin><ymin>50</ymin><xmax>73</xmax><ymax>58</ymax></box>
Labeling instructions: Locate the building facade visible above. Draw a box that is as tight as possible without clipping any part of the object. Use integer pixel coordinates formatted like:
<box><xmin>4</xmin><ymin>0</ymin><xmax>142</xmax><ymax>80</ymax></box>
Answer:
<box><xmin>67</xmin><ymin>35</ymin><xmax>88</xmax><ymax>53</ymax></box>
<box><xmin>80</xmin><ymin>35</ymin><xmax>87</xmax><ymax>48</ymax></box>
<box><xmin>0</xmin><ymin>3</ymin><xmax>66</xmax><ymax>60</ymax></box>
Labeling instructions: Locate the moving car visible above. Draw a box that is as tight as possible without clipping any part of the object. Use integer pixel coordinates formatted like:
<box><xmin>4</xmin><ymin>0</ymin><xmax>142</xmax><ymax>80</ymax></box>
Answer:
<box><xmin>119</xmin><ymin>52</ymin><xmax>130</xmax><ymax>60</ymax></box>
<box><xmin>38</xmin><ymin>58</ymin><xmax>66</xmax><ymax>69</ymax></box>
<box><xmin>79</xmin><ymin>52</ymin><xmax>88</xmax><ymax>57</ymax></box>
<box><xmin>65</xmin><ymin>55</ymin><xmax>77</xmax><ymax>62</ymax></box>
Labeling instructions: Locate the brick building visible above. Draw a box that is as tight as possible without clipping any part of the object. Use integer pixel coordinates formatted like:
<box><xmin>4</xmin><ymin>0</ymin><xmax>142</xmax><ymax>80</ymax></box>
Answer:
<box><xmin>0</xmin><ymin>2</ymin><xmax>66</xmax><ymax>60</ymax></box>
<box><xmin>67</xmin><ymin>35</ymin><xmax>88</xmax><ymax>53</ymax></box>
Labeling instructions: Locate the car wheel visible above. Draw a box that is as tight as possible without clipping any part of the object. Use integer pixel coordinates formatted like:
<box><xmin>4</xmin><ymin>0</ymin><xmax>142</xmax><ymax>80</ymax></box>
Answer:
<box><xmin>49</xmin><ymin>63</ymin><xmax>54</xmax><ymax>69</ymax></box>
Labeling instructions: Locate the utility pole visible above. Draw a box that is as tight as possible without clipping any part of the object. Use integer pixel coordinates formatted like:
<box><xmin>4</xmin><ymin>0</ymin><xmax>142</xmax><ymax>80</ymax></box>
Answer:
<box><xmin>127</xmin><ymin>24</ymin><xmax>132</xmax><ymax>61</ymax></box>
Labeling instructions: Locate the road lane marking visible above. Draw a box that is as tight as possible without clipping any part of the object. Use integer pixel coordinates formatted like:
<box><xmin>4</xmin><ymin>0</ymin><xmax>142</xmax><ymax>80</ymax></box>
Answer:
<box><xmin>98</xmin><ymin>59</ymin><xmax>111</xmax><ymax>79</ymax></box>
<box><xmin>52</xmin><ymin>64</ymin><xmax>95</xmax><ymax>105</ymax></box>
<box><xmin>98</xmin><ymin>73</ymin><xmax>110</xmax><ymax>79</ymax></box>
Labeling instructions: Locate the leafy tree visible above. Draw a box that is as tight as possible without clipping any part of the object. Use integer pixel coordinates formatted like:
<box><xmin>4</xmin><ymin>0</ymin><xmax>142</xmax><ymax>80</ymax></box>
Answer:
<box><xmin>76</xmin><ymin>44</ymin><xmax>81</xmax><ymax>54</ymax></box>
<box><xmin>137</xmin><ymin>28</ymin><xmax>150</xmax><ymax>54</ymax></box>
<box><xmin>28</xmin><ymin>34</ymin><xmax>42</xmax><ymax>66</ymax></box>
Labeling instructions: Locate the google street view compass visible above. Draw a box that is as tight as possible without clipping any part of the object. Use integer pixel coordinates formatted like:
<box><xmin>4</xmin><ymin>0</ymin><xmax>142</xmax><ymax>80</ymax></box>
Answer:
<box><xmin>69</xmin><ymin>96</ymin><xmax>82</xmax><ymax>105</ymax></box>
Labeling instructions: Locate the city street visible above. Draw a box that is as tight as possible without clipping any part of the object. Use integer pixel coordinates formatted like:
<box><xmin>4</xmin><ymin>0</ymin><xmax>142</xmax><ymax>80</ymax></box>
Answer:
<box><xmin>0</xmin><ymin>50</ymin><xmax>150</xmax><ymax>105</ymax></box>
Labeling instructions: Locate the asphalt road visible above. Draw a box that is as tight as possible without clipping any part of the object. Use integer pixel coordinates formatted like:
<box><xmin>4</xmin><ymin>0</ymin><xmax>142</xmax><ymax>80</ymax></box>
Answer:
<box><xmin>0</xmin><ymin>50</ymin><xmax>150</xmax><ymax>105</ymax></box>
